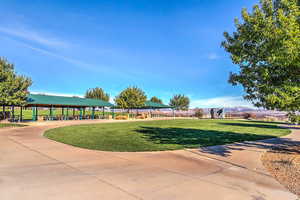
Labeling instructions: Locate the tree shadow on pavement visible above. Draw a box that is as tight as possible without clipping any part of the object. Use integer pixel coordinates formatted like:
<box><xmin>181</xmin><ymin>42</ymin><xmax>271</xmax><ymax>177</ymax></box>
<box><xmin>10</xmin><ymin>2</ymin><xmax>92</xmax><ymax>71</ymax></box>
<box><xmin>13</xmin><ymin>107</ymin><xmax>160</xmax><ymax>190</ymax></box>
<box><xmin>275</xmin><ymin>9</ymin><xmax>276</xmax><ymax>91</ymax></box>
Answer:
<box><xmin>198</xmin><ymin>137</ymin><xmax>300</xmax><ymax>157</ymax></box>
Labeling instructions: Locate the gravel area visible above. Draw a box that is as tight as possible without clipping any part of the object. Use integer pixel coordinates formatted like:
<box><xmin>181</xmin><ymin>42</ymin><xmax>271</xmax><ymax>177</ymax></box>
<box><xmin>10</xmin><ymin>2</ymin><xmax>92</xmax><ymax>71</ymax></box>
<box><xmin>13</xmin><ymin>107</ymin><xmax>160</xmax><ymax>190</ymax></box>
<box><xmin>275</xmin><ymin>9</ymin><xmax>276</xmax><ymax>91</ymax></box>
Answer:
<box><xmin>262</xmin><ymin>145</ymin><xmax>300</xmax><ymax>197</ymax></box>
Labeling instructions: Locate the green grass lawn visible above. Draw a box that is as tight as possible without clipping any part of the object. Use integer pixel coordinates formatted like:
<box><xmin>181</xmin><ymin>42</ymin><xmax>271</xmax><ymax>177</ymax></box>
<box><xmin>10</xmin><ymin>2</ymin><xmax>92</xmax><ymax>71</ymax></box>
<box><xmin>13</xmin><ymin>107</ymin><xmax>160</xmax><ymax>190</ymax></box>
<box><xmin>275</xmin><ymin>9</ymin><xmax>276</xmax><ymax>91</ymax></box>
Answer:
<box><xmin>0</xmin><ymin>123</ymin><xmax>25</xmax><ymax>128</ymax></box>
<box><xmin>44</xmin><ymin>119</ymin><xmax>291</xmax><ymax>152</ymax></box>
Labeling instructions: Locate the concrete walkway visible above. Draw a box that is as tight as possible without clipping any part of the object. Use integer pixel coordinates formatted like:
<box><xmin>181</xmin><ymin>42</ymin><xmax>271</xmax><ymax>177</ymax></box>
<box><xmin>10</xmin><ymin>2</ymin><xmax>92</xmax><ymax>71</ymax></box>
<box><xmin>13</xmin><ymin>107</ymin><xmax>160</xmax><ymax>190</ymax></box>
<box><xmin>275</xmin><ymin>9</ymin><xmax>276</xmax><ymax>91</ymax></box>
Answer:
<box><xmin>0</xmin><ymin>120</ymin><xmax>299</xmax><ymax>200</ymax></box>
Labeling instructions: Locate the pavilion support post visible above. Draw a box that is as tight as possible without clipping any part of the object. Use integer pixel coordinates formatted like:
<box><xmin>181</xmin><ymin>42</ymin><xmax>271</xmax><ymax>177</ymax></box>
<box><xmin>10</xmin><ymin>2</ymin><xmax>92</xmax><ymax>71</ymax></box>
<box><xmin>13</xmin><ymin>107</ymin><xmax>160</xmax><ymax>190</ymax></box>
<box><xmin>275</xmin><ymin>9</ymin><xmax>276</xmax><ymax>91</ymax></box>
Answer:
<box><xmin>36</xmin><ymin>107</ymin><xmax>38</xmax><ymax>121</ymax></box>
<box><xmin>32</xmin><ymin>106</ymin><xmax>38</xmax><ymax>121</ymax></box>
<box><xmin>61</xmin><ymin>108</ymin><xmax>64</xmax><ymax>120</ymax></box>
<box><xmin>66</xmin><ymin>107</ymin><xmax>69</xmax><ymax>120</ymax></box>
<box><xmin>20</xmin><ymin>106</ymin><xmax>23</xmax><ymax>122</ymax></box>
<box><xmin>92</xmin><ymin>107</ymin><xmax>95</xmax><ymax>120</ymax></box>
<box><xmin>32</xmin><ymin>107</ymin><xmax>35</xmax><ymax>121</ymax></box>
<box><xmin>83</xmin><ymin>108</ymin><xmax>85</xmax><ymax>119</ymax></box>
<box><xmin>73</xmin><ymin>108</ymin><xmax>75</xmax><ymax>119</ymax></box>
<box><xmin>79</xmin><ymin>108</ymin><xmax>83</xmax><ymax>120</ymax></box>
<box><xmin>12</xmin><ymin>106</ymin><xmax>15</xmax><ymax>122</ymax></box>
<box><xmin>172</xmin><ymin>109</ymin><xmax>175</xmax><ymax>119</ymax></box>
<box><xmin>49</xmin><ymin>106</ymin><xmax>53</xmax><ymax>120</ymax></box>
<box><xmin>102</xmin><ymin>107</ymin><xmax>105</xmax><ymax>119</ymax></box>
<box><xmin>112</xmin><ymin>108</ymin><xmax>115</xmax><ymax>119</ymax></box>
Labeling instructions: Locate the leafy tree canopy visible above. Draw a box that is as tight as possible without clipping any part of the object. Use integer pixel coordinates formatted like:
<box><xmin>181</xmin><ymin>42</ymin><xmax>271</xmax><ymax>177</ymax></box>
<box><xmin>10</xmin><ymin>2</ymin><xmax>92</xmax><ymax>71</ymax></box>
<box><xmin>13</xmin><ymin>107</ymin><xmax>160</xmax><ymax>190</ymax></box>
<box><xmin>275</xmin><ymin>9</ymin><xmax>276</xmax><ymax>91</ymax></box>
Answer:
<box><xmin>0</xmin><ymin>58</ymin><xmax>32</xmax><ymax>106</ymax></box>
<box><xmin>150</xmin><ymin>96</ymin><xmax>163</xmax><ymax>104</ymax></box>
<box><xmin>115</xmin><ymin>86</ymin><xmax>147</xmax><ymax>109</ymax></box>
<box><xmin>85</xmin><ymin>87</ymin><xmax>110</xmax><ymax>102</ymax></box>
<box><xmin>169</xmin><ymin>94</ymin><xmax>190</xmax><ymax>111</ymax></box>
<box><xmin>222</xmin><ymin>0</ymin><xmax>300</xmax><ymax>112</ymax></box>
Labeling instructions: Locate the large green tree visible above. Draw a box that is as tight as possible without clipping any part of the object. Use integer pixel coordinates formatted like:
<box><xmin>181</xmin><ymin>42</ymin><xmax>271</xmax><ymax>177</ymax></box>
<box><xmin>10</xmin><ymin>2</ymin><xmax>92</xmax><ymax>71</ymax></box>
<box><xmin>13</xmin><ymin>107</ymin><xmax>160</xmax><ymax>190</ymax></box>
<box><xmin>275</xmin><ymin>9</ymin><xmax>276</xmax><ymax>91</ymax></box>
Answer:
<box><xmin>85</xmin><ymin>87</ymin><xmax>110</xmax><ymax>102</ymax></box>
<box><xmin>169</xmin><ymin>94</ymin><xmax>190</xmax><ymax>110</ymax></box>
<box><xmin>0</xmin><ymin>58</ymin><xmax>32</xmax><ymax>106</ymax></box>
<box><xmin>114</xmin><ymin>87</ymin><xmax>147</xmax><ymax>110</ymax></box>
<box><xmin>150</xmin><ymin>96</ymin><xmax>163</xmax><ymax>104</ymax></box>
<box><xmin>222</xmin><ymin>0</ymin><xmax>300</xmax><ymax>112</ymax></box>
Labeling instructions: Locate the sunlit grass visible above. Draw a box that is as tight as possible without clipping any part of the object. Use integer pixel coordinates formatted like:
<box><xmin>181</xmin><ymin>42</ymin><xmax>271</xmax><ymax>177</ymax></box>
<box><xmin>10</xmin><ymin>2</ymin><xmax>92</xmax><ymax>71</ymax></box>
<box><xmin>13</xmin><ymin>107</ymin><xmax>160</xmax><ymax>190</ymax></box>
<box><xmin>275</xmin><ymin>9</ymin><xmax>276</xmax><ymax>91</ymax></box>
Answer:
<box><xmin>44</xmin><ymin>119</ymin><xmax>290</xmax><ymax>152</ymax></box>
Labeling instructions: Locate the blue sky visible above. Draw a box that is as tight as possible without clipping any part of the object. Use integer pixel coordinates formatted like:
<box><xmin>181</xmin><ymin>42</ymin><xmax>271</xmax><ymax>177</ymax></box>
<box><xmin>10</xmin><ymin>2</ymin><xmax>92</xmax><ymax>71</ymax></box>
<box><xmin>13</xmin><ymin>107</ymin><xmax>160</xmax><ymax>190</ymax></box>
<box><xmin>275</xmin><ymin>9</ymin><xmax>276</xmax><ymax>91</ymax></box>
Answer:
<box><xmin>0</xmin><ymin>0</ymin><xmax>259</xmax><ymax>108</ymax></box>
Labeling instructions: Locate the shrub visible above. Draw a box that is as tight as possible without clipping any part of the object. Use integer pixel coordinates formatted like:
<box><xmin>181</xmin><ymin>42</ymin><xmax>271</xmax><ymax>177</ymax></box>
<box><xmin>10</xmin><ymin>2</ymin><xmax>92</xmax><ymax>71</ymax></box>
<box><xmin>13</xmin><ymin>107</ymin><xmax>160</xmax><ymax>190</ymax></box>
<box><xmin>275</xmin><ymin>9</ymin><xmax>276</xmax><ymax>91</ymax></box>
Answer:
<box><xmin>194</xmin><ymin>108</ymin><xmax>204</xmax><ymax>118</ymax></box>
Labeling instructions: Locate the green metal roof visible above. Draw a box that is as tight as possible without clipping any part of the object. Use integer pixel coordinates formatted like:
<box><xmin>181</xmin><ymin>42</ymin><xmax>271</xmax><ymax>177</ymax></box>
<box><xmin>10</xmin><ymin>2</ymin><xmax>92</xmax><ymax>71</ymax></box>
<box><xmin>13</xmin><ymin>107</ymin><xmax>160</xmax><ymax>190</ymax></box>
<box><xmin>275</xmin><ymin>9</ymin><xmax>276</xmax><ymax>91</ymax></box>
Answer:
<box><xmin>27</xmin><ymin>94</ymin><xmax>114</xmax><ymax>107</ymax></box>
<box><xmin>144</xmin><ymin>101</ymin><xmax>173</xmax><ymax>108</ymax></box>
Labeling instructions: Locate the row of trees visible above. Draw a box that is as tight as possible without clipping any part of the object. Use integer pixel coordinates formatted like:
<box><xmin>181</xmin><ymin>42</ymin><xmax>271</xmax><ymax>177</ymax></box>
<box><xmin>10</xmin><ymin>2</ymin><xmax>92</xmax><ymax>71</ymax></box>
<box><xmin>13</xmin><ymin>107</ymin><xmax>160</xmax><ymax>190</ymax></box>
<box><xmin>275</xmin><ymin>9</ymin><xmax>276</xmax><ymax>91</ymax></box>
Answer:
<box><xmin>85</xmin><ymin>86</ymin><xmax>190</xmax><ymax>110</ymax></box>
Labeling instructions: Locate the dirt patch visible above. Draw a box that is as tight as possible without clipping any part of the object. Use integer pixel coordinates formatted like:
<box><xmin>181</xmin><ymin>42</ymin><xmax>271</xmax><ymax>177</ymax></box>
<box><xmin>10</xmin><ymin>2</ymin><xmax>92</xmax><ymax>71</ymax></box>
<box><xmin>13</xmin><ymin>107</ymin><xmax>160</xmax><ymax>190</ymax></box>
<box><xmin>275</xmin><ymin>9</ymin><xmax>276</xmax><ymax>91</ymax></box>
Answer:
<box><xmin>261</xmin><ymin>145</ymin><xmax>300</xmax><ymax>197</ymax></box>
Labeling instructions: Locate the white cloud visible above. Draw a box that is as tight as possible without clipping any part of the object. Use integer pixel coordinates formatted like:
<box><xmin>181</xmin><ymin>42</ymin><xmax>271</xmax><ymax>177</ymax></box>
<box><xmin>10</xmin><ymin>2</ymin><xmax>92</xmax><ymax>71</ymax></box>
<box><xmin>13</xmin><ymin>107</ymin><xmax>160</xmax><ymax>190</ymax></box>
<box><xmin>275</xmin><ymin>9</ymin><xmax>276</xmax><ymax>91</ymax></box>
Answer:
<box><xmin>0</xmin><ymin>26</ymin><xmax>69</xmax><ymax>48</ymax></box>
<box><xmin>190</xmin><ymin>96</ymin><xmax>255</xmax><ymax>108</ymax></box>
<box><xmin>208</xmin><ymin>53</ymin><xmax>219</xmax><ymax>60</ymax></box>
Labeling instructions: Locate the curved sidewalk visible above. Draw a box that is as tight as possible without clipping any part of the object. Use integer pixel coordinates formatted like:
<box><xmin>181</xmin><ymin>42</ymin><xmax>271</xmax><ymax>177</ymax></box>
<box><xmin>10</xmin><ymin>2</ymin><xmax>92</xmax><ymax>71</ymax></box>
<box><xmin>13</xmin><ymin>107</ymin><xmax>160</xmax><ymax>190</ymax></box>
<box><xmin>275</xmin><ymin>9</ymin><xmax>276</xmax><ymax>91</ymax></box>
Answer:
<box><xmin>0</xmin><ymin>120</ymin><xmax>299</xmax><ymax>200</ymax></box>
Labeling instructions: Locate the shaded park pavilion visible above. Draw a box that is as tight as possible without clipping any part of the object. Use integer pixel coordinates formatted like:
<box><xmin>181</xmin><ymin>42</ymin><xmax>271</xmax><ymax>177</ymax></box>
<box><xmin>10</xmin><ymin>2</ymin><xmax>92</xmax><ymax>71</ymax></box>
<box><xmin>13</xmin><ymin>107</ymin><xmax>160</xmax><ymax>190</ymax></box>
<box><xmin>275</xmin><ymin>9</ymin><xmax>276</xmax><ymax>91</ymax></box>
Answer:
<box><xmin>22</xmin><ymin>94</ymin><xmax>114</xmax><ymax>121</ymax></box>
<box><xmin>1</xmin><ymin>93</ymin><xmax>174</xmax><ymax>122</ymax></box>
<box><xmin>26</xmin><ymin>94</ymin><xmax>114</xmax><ymax>121</ymax></box>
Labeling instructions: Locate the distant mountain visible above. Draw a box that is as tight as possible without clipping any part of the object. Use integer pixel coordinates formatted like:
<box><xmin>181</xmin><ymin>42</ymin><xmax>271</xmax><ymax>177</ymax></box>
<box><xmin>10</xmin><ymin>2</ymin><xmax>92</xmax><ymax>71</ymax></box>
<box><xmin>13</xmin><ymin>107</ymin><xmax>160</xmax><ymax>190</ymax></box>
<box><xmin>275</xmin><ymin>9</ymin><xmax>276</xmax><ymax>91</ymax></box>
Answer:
<box><xmin>224</xmin><ymin>107</ymin><xmax>258</xmax><ymax>112</ymax></box>
<box><xmin>192</xmin><ymin>107</ymin><xmax>258</xmax><ymax>113</ymax></box>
